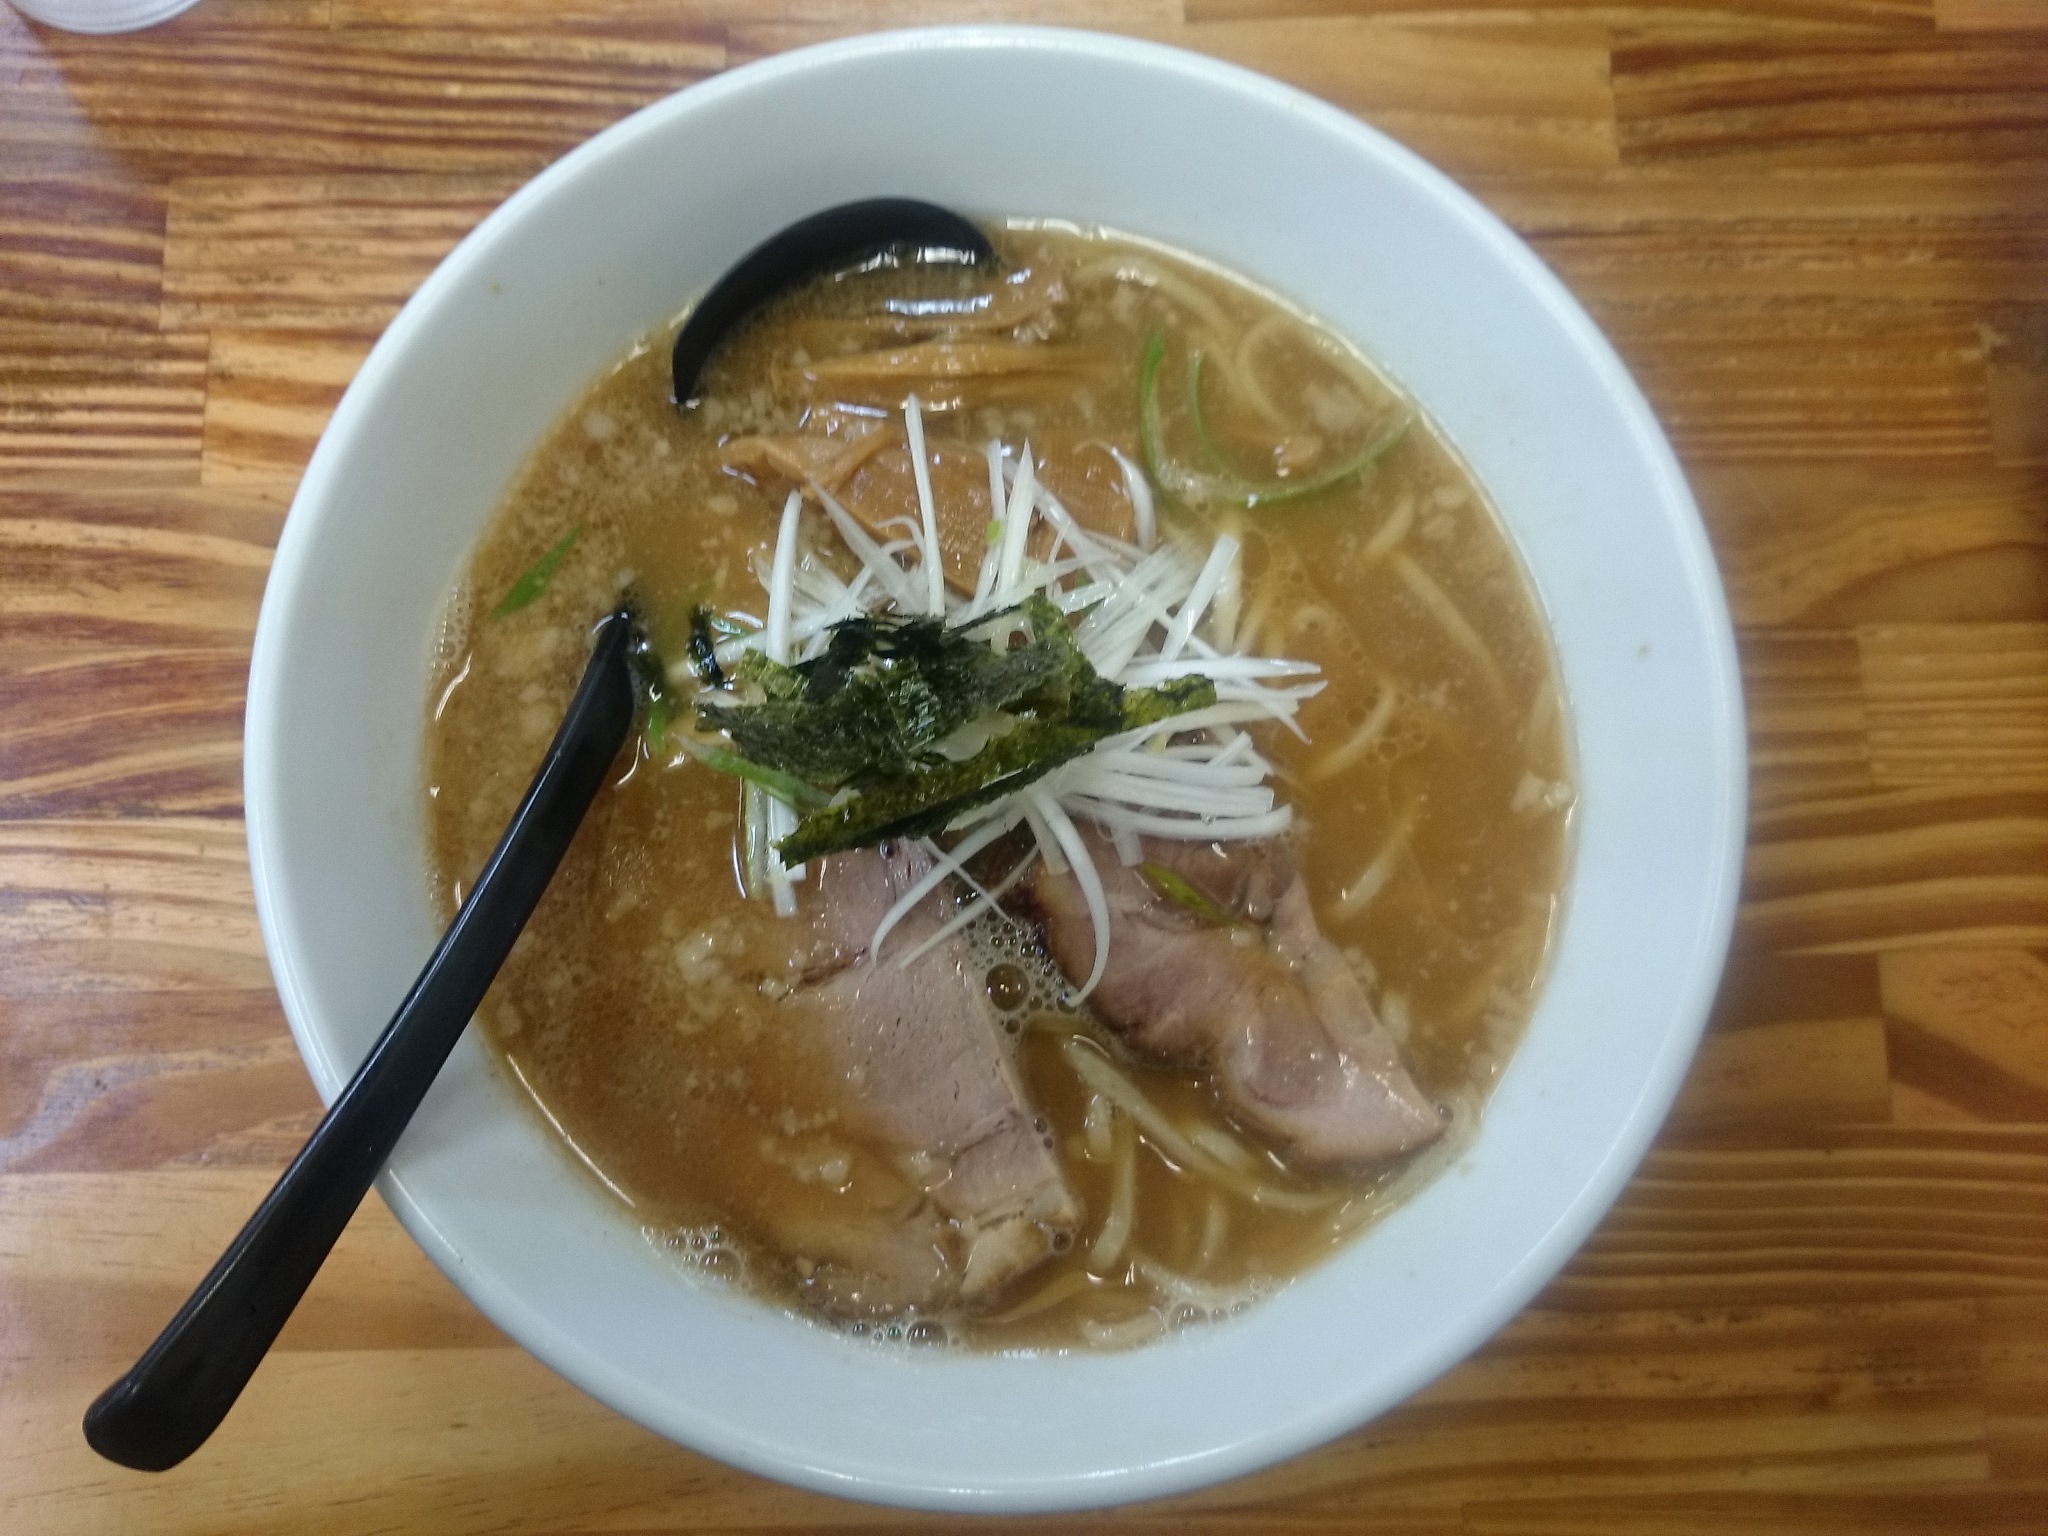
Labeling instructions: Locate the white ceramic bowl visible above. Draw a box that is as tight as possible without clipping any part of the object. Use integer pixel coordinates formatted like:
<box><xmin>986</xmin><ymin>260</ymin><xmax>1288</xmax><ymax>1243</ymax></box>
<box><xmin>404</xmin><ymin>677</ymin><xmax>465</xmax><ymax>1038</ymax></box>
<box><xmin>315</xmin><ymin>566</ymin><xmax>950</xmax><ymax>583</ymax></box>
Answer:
<box><xmin>245</xmin><ymin>26</ymin><xmax>1744</xmax><ymax>1512</ymax></box>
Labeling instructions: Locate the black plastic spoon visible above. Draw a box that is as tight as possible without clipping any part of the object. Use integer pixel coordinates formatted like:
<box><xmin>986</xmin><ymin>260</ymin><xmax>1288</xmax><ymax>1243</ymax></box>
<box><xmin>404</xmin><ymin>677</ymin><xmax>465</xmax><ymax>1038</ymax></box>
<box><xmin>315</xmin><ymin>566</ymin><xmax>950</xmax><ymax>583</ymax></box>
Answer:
<box><xmin>671</xmin><ymin>197</ymin><xmax>993</xmax><ymax>406</ymax></box>
<box><xmin>81</xmin><ymin>608</ymin><xmax>638</xmax><ymax>1472</ymax></box>
<box><xmin>84</xmin><ymin>196</ymin><xmax>990</xmax><ymax>1473</ymax></box>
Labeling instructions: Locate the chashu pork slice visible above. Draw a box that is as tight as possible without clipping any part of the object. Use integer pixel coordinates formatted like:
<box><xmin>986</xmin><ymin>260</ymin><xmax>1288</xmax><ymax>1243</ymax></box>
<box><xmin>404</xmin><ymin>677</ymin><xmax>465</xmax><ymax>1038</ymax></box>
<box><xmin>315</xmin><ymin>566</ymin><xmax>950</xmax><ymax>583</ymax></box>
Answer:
<box><xmin>1032</xmin><ymin>830</ymin><xmax>1443</xmax><ymax>1169</ymax></box>
<box><xmin>766</xmin><ymin>842</ymin><xmax>1078</xmax><ymax>1316</ymax></box>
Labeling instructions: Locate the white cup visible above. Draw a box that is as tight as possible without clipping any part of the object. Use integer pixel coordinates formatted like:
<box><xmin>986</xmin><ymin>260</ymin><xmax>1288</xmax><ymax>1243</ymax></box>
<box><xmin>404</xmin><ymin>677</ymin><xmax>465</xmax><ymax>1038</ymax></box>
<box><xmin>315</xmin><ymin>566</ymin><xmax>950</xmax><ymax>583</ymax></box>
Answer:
<box><xmin>6</xmin><ymin>0</ymin><xmax>203</xmax><ymax>32</ymax></box>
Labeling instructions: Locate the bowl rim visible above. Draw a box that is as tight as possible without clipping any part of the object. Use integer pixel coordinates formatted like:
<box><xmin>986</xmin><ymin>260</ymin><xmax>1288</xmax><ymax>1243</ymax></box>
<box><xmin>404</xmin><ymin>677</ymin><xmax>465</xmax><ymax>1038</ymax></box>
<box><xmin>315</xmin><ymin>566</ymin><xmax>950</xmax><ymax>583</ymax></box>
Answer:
<box><xmin>245</xmin><ymin>22</ymin><xmax>1746</xmax><ymax>1511</ymax></box>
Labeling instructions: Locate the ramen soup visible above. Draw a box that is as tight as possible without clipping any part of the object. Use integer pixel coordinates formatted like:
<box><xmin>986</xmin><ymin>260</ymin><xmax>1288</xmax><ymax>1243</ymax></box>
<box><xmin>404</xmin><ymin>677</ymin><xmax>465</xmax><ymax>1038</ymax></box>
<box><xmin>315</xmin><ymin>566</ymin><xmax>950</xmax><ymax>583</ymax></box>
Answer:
<box><xmin>426</xmin><ymin>225</ymin><xmax>1573</xmax><ymax>1350</ymax></box>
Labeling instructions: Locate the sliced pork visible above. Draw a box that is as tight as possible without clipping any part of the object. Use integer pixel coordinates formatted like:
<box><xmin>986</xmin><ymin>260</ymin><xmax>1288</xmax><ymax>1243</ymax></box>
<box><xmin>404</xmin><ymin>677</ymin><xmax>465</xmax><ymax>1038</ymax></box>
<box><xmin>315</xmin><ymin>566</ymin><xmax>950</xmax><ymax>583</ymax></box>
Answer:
<box><xmin>765</xmin><ymin>843</ymin><xmax>1078</xmax><ymax>1316</ymax></box>
<box><xmin>1032</xmin><ymin>831</ymin><xmax>1443</xmax><ymax>1168</ymax></box>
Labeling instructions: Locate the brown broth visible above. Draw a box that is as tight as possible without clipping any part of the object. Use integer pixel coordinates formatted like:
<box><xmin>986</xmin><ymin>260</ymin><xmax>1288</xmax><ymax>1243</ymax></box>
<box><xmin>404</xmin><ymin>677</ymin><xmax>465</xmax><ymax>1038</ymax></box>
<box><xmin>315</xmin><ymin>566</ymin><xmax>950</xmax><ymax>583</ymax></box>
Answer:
<box><xmin>425</xmin><ymin>225</ymin><xmax>1572</xmax><ymax>1349</ymax></box>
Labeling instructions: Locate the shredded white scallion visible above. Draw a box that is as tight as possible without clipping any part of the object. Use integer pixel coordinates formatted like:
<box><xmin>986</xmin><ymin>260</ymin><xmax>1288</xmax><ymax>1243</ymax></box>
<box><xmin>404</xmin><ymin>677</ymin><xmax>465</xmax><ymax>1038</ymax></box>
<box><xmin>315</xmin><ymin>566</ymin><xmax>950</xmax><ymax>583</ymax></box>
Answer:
<box><xmin>996</xmin><ymin>443</ymin><xmax>1039</xmax><ymax>602</ymax></box>
<box><xmin>1029</xmin><ymin>788</ymin><xmax>1110</xmax><ymax>1001</ymax></box>
<box><xmin>892</xmin><ymin>844</ymin><xmax>1039</xmax><ymax>970</ymax></box>
<box><xmin>866</xmin><ymin>814</ymin><xmax>1025</xmax><ymax>964</ymax></box>
<box><xmin>903</xmin><ymin>395</ymin><xmax>945</xmax><ymax>617</ymax></box>
<box><xmin>705</xmin><ymin>425</ymin><xmax>1329</xmax><ymax>960</ymax></box>
<box><xmin>764</xmin><ymin>490</ymin><xmax>802</xmax><ymax>666</ymax></box>
<box><xmin>761</xmin><ymin>491</ymin><xmax>808</xmax><ymax>901</ymax></box>
<box><xmin>809</xmin><ymin>481</ymin><xmax>924</xmax><ymax>613</ymax></box>
<box><xmin>1159</xmin><ymin>534</ymin><xmax>1237</xmax><ymax>663</ymax></box>
<box><xmin>1109</xmin><ymin>823</ymin><xmax>1143</xmax><ymax>867</ymax></box>
<box><xmin>1109</xmin><ymin>445</ymin><xmax>1155</xmax><ymax>551</ymax></box>
<box><xmin>968</xmin><ymin>438</ymin><xmax>1006</xmax><ymax>617</ymax></box>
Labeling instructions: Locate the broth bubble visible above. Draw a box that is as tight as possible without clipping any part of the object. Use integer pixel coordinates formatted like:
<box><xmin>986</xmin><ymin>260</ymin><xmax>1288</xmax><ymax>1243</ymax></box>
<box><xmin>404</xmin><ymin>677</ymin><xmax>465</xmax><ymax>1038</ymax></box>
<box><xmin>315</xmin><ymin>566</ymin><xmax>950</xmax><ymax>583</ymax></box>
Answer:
<box><xmin>986</xmin><ymin>962</ymin><xmax>1029</xmax><ymax>1012</ymax></box>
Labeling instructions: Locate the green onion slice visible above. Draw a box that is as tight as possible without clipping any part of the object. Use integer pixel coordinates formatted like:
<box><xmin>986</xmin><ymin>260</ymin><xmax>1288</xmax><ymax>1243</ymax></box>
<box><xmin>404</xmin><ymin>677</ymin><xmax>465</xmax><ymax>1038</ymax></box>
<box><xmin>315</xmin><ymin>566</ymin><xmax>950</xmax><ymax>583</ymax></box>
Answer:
<box><xmin>491</xmin><ymin>523</ymin><xmax>583</xmax><ymax>617</ymax></box>
<box><xmin>1138</xmin><ymin>332</ymin><xmax>1410</xmax><ymax>511</ymax></box>
<box><xmin>691</xmin><ymin>746</ymin><xmax>832</xmax><ymax>812</ymax></box>
<box><xmin>1138</xmin><ymin>861</ymin><xmax>1234</xmax><ymax>924</ymax></box>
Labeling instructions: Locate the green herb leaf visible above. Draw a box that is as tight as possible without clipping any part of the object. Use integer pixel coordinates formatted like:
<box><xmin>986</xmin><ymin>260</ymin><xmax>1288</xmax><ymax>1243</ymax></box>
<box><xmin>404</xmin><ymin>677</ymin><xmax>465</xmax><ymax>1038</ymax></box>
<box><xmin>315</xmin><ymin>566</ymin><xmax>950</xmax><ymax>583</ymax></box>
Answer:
<box><xmin>491</xmin><ymin>524</ymin><xmax>583</xmax><ymax>617</ymax></box>
<box><xmin>1137</xmin><ymin>862</ymin><xmax>1233</xmax><ymax>924</ymax></box>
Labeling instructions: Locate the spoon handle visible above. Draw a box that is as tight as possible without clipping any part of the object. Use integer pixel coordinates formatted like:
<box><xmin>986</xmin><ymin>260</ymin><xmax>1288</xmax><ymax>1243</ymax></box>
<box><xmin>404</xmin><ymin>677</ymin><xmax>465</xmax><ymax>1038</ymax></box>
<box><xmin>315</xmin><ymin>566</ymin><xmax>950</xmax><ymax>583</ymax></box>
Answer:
<box><xmin>82</xmin><ymin>607</ymin><xmax>639</xmax><ymax>1472</ymax></box>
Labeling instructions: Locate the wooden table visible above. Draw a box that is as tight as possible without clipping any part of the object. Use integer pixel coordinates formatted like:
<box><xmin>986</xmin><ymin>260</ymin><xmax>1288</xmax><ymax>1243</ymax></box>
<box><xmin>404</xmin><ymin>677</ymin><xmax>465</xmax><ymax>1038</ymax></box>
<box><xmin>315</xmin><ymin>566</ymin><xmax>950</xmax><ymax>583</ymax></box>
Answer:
<box><xmin>5</xmin><ymin>2</ymin><xmax>2047</xmax><ymax>1531</ymax></box>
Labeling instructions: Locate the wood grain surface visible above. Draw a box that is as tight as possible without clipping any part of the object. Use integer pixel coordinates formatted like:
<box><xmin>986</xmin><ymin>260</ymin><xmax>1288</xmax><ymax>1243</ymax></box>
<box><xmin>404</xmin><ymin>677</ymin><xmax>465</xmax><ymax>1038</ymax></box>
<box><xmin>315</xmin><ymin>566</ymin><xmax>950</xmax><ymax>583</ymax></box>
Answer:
<box><xmin>3</xmin><ymin>1</ymin><xmax>2046</xmax><ymax>1531</ymax></box>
